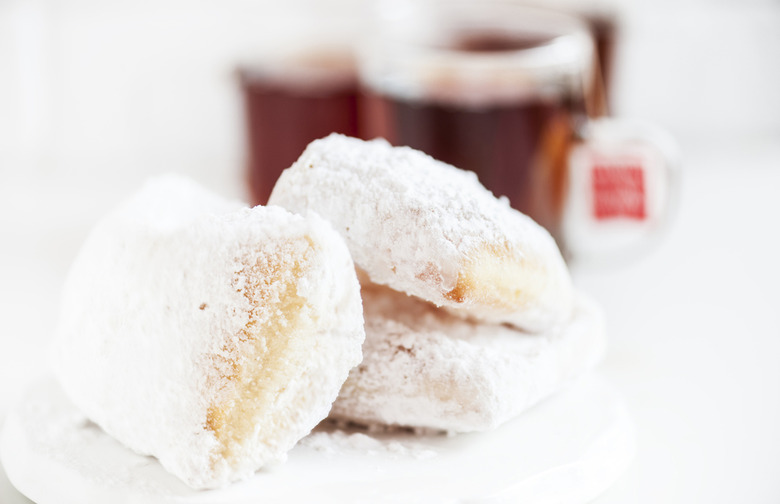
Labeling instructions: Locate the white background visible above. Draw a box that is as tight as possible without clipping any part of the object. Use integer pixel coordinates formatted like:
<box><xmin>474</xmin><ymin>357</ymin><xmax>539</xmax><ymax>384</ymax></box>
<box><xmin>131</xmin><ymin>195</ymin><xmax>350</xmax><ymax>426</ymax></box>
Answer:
<box><xmin>1</xmin><ymin>0</ymin><xmax>780</xmax><ymax>502</ymax></box>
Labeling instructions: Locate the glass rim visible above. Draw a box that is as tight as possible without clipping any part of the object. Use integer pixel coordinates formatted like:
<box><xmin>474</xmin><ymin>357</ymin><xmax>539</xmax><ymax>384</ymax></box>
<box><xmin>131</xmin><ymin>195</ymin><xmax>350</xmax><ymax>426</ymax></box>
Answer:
<box><xmin>359</xmin><ymin>1</ymin><xmax>595</xmax><ymax>106</ymax></box>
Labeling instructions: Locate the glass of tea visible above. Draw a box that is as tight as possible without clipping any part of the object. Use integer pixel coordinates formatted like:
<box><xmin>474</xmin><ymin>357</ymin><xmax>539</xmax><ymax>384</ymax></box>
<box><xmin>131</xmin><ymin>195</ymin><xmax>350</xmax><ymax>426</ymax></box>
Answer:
<box><xmin>239</xmin><ymin>48</ymin><xmax>360</xmax><ymax>205</ymax></box>
<box><xmin>358</xmin><ymin>0</ymin><xmax>678</xmax><ymax>262</ymax></box>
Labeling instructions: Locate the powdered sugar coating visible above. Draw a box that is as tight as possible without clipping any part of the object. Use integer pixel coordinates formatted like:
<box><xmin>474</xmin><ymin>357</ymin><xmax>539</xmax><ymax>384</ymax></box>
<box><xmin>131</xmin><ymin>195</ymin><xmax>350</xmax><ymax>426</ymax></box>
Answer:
<box><xmin>52</xmin><ymin>175</ymin><xmax>364</xmax><ymax>489</ymax></box>
<box><xmin>300</xmin><ymin>429</ymin><xmax>437</xmax><ymax>460</ymax></box>
<box><xmin>269</xmin><ymin>134</ymin><xmax>573</xmax><ymax>333</ymax></box>
<box><xmin>330</xmin><ymin>283</ymin><xmax>605</xmax><ymax>432</ymax></box>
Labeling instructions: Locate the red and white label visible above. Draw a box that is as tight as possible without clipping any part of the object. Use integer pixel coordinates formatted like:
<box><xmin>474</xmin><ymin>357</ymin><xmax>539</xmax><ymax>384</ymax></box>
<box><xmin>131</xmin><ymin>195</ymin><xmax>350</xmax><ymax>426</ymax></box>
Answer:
<box><xmin>591</xmin><ymin>164</ymin><xmax>646</xmax><ymax>220</ymax></box>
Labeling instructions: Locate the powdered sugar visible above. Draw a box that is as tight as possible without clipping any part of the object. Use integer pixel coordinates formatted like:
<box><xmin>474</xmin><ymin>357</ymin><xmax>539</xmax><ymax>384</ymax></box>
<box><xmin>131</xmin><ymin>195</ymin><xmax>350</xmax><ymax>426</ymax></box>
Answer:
<box><xmin>269</xmin><ymin>134</ymin><xmax>573</xmax><ymax>333</ymax></box>
<box><xmin>52</xmin><ymin>175</ymin><xmax>364</xmax><ymax>489</ymax></box>
<box><xmin>331</xmin><ymin>284</ymin><xmax>605</xmax><ymax>432</ymax></box>
<box><xmin>301</xmin><ymin>429</ymin><xmax>437</xmax><ymax>460</ymax></box>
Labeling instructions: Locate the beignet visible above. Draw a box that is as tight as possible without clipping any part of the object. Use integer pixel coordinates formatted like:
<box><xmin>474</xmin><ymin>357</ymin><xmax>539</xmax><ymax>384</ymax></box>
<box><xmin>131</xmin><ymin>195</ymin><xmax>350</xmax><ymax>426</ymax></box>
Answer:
<box><xmin>53</xmin><ymin>175</ymin><xmax>365</xmax><ymax>489</ymax></box>
<box><xmin>269</xmin><ymin>134</ymin><xmax>573</xmax><ymax>333</ymax></box>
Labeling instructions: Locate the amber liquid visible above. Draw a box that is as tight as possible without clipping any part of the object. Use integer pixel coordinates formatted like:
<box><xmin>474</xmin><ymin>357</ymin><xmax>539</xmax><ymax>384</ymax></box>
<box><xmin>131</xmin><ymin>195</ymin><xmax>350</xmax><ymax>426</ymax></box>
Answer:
<box><xmin>582</xmin><ymin>12</ymin><xmax>617</xmax><ymax>116</ymax></box>
<box><xmin>363</xmin><ymin>93</ymin><xmax>577</xmax><ymax>236</ymax></box>
<box><xmin>361</xmin><ymin>33</ymin><xmax>586</xmax><ymax>238</ymax></box>
<box><xmin>241</xmin><ymin>72</ymin><xmax>360</xmax><ymax>205</ymax></box>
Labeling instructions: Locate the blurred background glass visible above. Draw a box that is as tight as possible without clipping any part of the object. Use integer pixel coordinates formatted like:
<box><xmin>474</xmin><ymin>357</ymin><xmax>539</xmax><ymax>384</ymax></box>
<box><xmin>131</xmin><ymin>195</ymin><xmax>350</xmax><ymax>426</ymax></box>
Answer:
<box><xmin>355</xmin><ymin>0</ymin><xmax>679</xmax><ymax>261</ymax></box>
<box><xmin>1</xmin><ymin>0</ymin><xmax>778</xmax><ymax>187</ymax></box>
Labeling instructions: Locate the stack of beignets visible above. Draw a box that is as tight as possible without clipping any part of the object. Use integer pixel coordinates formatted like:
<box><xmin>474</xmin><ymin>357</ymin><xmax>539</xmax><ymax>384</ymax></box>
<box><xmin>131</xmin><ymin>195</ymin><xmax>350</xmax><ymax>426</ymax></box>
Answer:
<box><xmin>53</xmin><ymin>135</ymin><xmax>604</xmax><ymax>491</ymax></box>
<box><xmin>270</xmin><ymin>134</ymin><xmax>605</xmax><ymax>432</ymax></box>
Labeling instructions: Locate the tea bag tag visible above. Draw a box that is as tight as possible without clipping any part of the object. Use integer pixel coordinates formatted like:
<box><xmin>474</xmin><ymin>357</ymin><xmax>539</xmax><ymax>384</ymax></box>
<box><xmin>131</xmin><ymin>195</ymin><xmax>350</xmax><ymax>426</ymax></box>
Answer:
<box><xmin>562</xmin><ymin>119</ymin><xmax>679</xmax><ymax>263</ymax></box>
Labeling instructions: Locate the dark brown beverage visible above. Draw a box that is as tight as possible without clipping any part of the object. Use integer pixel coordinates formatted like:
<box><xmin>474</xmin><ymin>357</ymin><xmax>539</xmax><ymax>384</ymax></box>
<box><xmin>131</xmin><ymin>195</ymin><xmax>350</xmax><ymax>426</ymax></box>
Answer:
<box><xmin>361</xmin><ymin>92</ymin><xmax>577</xmax><ymax>237</ymax></box>
<box><xmin>240</xmin><ymin>55</ymin><xmax>360</xmax><ymax>205</ymax></box>
<box><xmin>359</xmin><ymin>30</ymin><xmax>589</xmax><ymax>237</ymax></box>
<box><xmin>360</xmin><ymin>2</ymin><xmax>675</xmax><ymax>261</ymax></box>
<box><xmin>455</xmin><ymin>13</ymin><xmax>617</xmax><ymax>118</ymax></box>
<box><xmin>447</xmin><ymin>32</ymin><xmax>558</xmax><ymax>52</ymax></box>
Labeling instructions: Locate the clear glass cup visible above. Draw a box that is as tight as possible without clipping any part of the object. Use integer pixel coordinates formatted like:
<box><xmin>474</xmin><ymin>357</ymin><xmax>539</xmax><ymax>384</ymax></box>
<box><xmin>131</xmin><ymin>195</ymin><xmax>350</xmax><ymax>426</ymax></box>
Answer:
<box><xmin>358</xmin><ymin>0</ymin><xmax>678</xmax><ymax>262</ymax></box>
<box><xmin>238</xmin><ymin>15</ymin><xmax>363</xmax><ymax>206</ymax></box>
<box><xmin>239</xmin><ymin>50</ymin><xmax>360</xmax><ymax>205</ymax></box>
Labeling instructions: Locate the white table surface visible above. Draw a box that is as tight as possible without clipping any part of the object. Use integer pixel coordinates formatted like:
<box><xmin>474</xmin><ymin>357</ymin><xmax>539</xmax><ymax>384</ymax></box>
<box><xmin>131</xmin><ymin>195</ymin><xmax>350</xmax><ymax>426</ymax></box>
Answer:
<box><xmin>1</xmin><ymin>138</ymin><xmax>779</xmax><ymax>503</ymax></box>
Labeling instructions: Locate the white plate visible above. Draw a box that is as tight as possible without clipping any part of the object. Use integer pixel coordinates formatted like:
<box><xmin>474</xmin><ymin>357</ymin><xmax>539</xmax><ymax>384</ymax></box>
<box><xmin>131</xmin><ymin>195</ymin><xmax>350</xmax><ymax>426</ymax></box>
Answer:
<box><xmin>1</xmin><ymin>374</ymin><xmax>633</xmax><ymax>504</ymax></box>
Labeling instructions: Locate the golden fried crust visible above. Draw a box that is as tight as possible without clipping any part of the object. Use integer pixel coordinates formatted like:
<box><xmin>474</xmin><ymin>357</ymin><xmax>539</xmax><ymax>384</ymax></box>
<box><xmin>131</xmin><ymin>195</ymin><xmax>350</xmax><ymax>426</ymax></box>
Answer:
<box><xmin>446</xmin><ymin>242</ymin><xmax>557</xmax><ymax>315</ymax></box>
<box><xmin>206</xmin><ymin>237</ymin><xmax>313</xmax><ymax>463</ymax></box>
